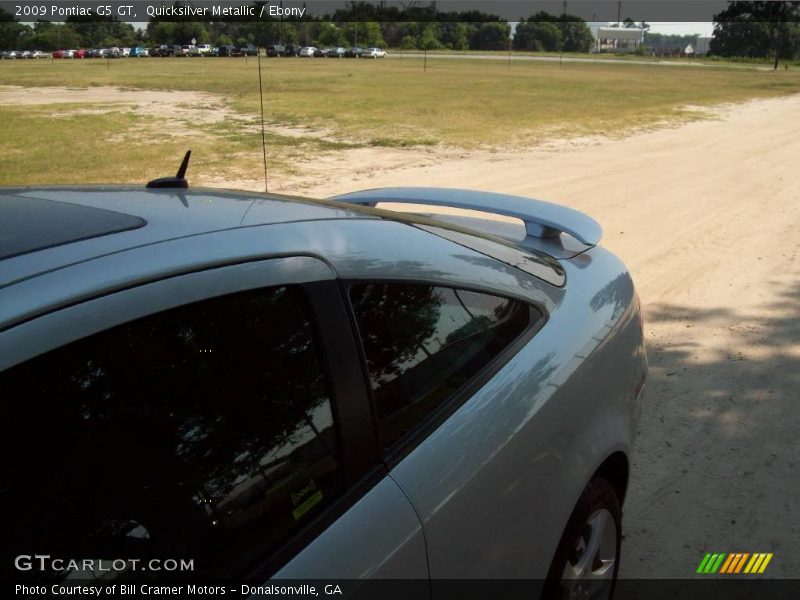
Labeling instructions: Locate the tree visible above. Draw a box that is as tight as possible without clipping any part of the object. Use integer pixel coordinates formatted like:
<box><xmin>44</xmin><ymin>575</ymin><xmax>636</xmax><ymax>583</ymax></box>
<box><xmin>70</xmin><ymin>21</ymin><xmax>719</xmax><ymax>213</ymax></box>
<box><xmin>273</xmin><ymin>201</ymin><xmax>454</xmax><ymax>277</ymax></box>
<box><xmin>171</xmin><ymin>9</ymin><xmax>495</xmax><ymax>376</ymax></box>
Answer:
<box><xmin>560</xmin><ymin>19</ymin><xmax>594</xmax><ymax>52</ymax></box>
<box><xmin>514</xmin><ymin>12</ymin><xmax>594</xmax><ymax>53</ymax></box>
<box><xmin>24</xmin><ymin>22</ymin><xmax>82</xmax><ymax>50</ymax></box>
<box><xmin>470</xmin><ymin>22</ymin><xmax>511</xmax><ymax>50</ymax></box>
<box><xmin>418</xmin><ymin>23</ymin><xmax>443</xmax><ymax>50</ymax></box>
<box><xmin>710</xmin><ymin>1</ymin><xmax>800</xmax><ymax>63</ymax></box>
<box><xmin>400</xmin><ymin>35</ymin><xmax>417</xmax><ymax>50</ymax></box>
<box><xmin>514</xmin><ymin>21</ymin><xmax>562</xmax><ymax>51</ymax></box>
<box><xmin>439</xmin><ymin>21</ymin><xmax>472</xmax><ymax>50</ymax></box>
<box><xmin>66</xmin><ymin>16</ymin><xmax>137</xmax><ymax>48</ymax></box>
<box><xmin>0</xmin><ymin>7</ymin><xmax>26</xmax><ymax>50</ymax></box>
<box><xmin>316</xmin><ymin>22</ymin><xmax>344</xmax><ymax>47</ymax></box>
<box><xmin>342</xmin><ymin>21</ymin><xmax>384</xmax><ymax>47</ymax></box>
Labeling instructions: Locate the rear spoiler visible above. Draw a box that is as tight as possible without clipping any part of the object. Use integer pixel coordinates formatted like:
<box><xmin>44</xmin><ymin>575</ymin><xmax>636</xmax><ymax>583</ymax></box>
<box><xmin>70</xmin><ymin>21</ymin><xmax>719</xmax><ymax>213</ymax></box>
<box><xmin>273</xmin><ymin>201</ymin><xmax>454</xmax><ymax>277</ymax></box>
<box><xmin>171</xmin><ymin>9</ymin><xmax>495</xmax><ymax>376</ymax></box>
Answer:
<box><xmin>329</xmin><ymin>187</ymin><xmax>602</xmax><ymax>247</ymax></box>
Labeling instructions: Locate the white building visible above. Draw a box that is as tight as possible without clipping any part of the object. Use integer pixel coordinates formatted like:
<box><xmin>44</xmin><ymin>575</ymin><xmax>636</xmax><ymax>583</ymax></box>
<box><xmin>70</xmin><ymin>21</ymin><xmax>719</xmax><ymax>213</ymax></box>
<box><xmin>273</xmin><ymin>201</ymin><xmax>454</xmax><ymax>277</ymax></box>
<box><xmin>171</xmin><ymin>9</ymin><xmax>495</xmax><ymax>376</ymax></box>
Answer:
<box><xmin>695</xmin><ymin>36</ymin><xmax>712</xmax><ymax>56</ymax></box>
<box><xmin>595</xmin><ymin>27</ymin><xmax>646</xmax><ymax>53</ymax></box>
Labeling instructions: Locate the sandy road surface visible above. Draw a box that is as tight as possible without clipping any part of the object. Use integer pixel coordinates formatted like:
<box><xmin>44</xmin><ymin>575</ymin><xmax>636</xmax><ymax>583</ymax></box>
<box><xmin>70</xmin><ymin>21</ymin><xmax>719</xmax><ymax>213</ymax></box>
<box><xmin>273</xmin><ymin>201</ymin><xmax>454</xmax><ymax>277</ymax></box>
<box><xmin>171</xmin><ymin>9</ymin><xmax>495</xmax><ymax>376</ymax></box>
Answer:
<box><xmin>292</xmin><ymin>95</ymin><xmax>800</xmax><ymax>577</ymax></box>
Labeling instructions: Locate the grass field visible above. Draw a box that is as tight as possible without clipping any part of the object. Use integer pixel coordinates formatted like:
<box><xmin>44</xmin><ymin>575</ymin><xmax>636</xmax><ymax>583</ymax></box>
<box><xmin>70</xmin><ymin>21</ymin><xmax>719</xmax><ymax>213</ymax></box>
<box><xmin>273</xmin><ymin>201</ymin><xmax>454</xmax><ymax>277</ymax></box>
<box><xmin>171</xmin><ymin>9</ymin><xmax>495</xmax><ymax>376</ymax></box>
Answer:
<box><xmin>2</xmin><ymin>56</ymin><xmax>800</xmax><ymax>186</ymax></box>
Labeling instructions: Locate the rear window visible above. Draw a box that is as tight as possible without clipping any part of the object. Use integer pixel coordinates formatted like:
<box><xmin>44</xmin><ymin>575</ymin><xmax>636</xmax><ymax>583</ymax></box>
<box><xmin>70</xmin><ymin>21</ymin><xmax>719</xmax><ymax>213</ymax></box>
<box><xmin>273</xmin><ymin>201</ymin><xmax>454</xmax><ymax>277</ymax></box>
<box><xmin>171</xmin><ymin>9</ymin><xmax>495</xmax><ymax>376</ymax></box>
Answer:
<box><xmin>350</xmin><ymin>282</ymin><xmax>536</xmax><ymax>448</ymax></box>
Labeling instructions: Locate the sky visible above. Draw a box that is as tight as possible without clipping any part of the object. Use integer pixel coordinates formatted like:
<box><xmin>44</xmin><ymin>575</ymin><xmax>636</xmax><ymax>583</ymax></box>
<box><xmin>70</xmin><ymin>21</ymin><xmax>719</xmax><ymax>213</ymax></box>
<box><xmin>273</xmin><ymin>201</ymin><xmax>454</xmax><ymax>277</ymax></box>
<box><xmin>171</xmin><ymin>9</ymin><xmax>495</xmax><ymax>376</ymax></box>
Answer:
<box><xmin>645</xmin><ymin>22</ymin><xmax>715</xmax><ymax>37</ymax></box>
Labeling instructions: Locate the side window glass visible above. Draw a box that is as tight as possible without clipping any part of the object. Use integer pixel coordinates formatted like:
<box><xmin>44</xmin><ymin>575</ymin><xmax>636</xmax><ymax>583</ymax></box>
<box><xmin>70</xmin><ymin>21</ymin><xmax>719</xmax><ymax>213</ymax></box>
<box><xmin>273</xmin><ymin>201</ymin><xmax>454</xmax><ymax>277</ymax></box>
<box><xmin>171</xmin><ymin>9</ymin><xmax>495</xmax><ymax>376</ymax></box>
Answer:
<box><xmin>1</xmin><ymin>285</ymin><xmax>342</xmax><ymax>581</ymax></box>
<box><xmin>350</xmin><ymin>283</ymin><xmax>532</xmax><ymax>448</ymax></box>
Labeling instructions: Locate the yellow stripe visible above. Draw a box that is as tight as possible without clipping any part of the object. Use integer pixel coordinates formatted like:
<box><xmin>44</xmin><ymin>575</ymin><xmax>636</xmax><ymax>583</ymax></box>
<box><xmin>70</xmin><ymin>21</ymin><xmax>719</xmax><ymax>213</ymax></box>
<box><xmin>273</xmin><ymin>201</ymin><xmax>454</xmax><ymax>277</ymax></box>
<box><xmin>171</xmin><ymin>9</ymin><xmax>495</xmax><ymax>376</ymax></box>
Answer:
<box><xmin>734</xmin><ymin>553</ymin><xmax>750</xmax><ymax>573</ymax></box>
<box><xmin>758</xmin><ymin>553</ymin><xmax>773</xmax><ymax>573</ymax></box>
<box><xmin>744</xmin><ymin>554</ymin><xmax>761</xmax><ymax>574</ymax></box>
<box><xmin>720</xmin><ymin>554</ymin><xmax>736</xmax><ymax>574</ymax></box>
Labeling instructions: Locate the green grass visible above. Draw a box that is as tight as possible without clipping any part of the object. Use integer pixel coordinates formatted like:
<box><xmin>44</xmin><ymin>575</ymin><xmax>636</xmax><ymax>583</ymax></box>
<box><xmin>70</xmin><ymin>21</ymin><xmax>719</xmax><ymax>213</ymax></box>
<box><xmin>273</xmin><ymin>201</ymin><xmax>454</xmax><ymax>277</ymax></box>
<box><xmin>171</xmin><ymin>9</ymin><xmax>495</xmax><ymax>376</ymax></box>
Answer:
<box><xmin>1</xmin><ymin>56</ymin><xmax>799</xmax><ymax>186</ymax></box>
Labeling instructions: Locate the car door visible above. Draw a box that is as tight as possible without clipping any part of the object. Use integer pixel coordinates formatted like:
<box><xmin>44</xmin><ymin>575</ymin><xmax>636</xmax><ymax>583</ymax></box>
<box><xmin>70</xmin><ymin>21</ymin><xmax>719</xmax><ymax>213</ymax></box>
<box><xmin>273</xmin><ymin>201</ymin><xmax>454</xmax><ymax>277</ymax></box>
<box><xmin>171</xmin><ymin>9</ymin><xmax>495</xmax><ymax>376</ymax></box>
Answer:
<box><xmin>0</xmin><ymin>255</ymin><xmax>428</xmax><ymax>586</ymax></box>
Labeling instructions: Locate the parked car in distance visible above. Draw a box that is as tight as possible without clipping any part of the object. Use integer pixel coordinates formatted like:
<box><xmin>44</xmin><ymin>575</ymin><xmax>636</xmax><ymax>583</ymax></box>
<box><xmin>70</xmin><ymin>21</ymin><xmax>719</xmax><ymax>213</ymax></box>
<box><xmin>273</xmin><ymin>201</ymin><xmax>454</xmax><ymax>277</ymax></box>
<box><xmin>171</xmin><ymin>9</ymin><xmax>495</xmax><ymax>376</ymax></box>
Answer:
<box><xmin>52</xmin><ymin>49</ymin><xmax>65</xmax><ymax>59</ymax></box>
<box><xmin>344</xmin><ymin>46</ymin><xmax>363</xmax><ymax>57</ymax></box>
<box><xmin>121</xmin><ymin>47</ymin><xmax>131</xmax><ymax>57</ymax></box>
<box><xmin>327</xmin><ymin>46</ymin><xmax>346</xmax><ymax>58</ymax></box>
<box><xmin>267</xmin><ymin>44</ymin><xmax>285</xmax><ymax>57</ymax></box>
<box><xmin>30</xmin><ymin>50</ymin><xmax>50</xmax><ymax>59</ymax></box>
<box><xmin>74</xmin><ymin>48</ymin><xmax>86</xmax><ymax>58</ymax></box>
<box><xmin>216</xmin><ymin>45</ymin><xmax>239</xmax><ymax>57</ymax></box>
<box><xmin>197</xmin><ymin>43</ymin><xmax>212</xmax><ymax>55</ymax></box>
<box><xmin>129</xmin><ymin>47</ymin><xmax>147</xmax><ymax>58</ymax></box>
<box><xmin>283</xmin><ymin>44</ymin><xmax>300</xmax><ymax>57</ymax></box>
<box><xmin>180</xmin><ymin>45</ymin><xmax>201</xmax><ymax>57</ymax></box>
<box><xmin>360</xmin><ymin>47</ymin><xmax>387</xmax><ymax>58</ymax></box>
<box><xmin>240</xmin><ymin>44</ymin><xmax>259</xmax><ymax>56</ymax></box>
<box><xmin>314</xmin><ymin>47</ymin><xmax>328</xmax><ymax>57</ymax></box>
<box><xmin>155</xmin><ymin>45</ymin><xmax>182</xmax><ymax>57</ymax></box>
<box><xmin>0</xmin><ymin>176</ymin><xmax>646</xmax><ymax>595</ymax></box>
<box><xmin>298</xmin><ymin>46</ymin><xmax>317</xmax><ymax>57</ymax></box>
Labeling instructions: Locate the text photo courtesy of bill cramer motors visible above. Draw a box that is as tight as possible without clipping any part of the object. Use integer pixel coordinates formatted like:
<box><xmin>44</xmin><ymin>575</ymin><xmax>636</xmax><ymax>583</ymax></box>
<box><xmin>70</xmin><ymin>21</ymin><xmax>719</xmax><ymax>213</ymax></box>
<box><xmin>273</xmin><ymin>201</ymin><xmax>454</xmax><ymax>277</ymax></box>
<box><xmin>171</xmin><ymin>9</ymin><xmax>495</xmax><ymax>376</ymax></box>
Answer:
<box><xmin>1</xmin><ymin>0</ymin><xmax>800</xmax><ymax>599</ymax></box>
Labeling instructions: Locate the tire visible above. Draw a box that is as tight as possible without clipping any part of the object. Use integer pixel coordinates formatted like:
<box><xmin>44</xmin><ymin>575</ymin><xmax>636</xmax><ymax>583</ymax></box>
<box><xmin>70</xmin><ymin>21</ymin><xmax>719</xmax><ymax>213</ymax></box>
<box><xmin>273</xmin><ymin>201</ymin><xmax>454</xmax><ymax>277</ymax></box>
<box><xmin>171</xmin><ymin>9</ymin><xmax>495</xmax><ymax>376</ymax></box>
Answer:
<box><xmin>542</xmin><ymin>478</ymin><xmax>622</xmax><ymax>600</ymax></box>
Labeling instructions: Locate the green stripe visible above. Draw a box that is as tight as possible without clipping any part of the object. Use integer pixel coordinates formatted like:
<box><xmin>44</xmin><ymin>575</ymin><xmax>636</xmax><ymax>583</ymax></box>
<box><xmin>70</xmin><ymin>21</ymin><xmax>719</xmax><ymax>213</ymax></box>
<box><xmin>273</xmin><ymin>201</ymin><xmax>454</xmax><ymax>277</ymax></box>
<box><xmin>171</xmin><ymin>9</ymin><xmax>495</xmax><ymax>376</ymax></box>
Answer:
<box><xmin>704</xmin><ymin>553</ymin><xmax>719</xmax><ymax>573</ymax></box>
<box><xmin>710</xmin><ymin>553</ymin><xmax>727</xmax><ymax>573</ymax></box>
<box><xmin>697</xmin><ymin>553</ymin><xmax>712</xmax><ymax>574</ymax></box>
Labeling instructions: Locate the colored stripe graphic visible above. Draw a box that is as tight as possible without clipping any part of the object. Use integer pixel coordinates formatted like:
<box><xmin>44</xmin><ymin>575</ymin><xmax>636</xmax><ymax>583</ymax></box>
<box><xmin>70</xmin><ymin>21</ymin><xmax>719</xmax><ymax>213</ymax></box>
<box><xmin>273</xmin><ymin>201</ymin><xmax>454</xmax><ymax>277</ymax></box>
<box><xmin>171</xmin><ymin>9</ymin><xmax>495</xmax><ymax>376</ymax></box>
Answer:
<box><xmin>719</xmin><ymin>554</ymin><xmax>736</xmax><ymax>574</ymax></box>
<box><xmin>720</xmin><ymin>553</ymin><xmax>738</xmax><ymax>574</ymax></box>
<box><xmin>710</xmin><ymin>553</ymin><xmax>726</xmax><ymax>573</ymax></box>
<box><xmin>697</xmin><ymin>554</ymin><xmax>712</xmax><ymax>574</ymax></box>
<box><xmin>734</xmin><ymin>553</ymin><xmax>750</xmax><ymax>573</ymax></box>
<box><xmin>698</xmin><ymin>552</ymin><xmax>774</xmax><ymax>574</ymax></box>
<box><xmin>759</xmin><ymin>553</ymin><xmax>774</xmax><ymax>573</ymax></box>
<box><xmin>744</xmin><ymin>554</ymin><xmax>761</xmax><ymax>574</ymax></box>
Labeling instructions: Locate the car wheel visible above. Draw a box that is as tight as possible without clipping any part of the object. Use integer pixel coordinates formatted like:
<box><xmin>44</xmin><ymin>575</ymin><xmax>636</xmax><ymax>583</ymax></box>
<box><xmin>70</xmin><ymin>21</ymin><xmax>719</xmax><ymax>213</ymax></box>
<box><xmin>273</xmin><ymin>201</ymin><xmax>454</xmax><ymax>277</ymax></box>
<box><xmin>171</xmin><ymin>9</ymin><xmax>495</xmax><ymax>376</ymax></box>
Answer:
<box><xmin>543</xmin><ymin>478</ymin><xmax>621</xmax><ymax>600</ymax></box>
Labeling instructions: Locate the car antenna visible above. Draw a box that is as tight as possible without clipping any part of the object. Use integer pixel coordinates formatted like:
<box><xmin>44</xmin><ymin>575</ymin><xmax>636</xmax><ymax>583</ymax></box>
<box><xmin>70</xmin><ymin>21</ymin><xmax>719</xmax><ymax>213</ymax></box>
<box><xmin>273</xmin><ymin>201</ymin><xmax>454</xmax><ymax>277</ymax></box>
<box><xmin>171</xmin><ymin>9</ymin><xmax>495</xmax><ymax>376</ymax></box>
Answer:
<box><xmin>257</xmin><ymin>43</ymin><xmax>269</xmax><ymax>193</ymax></box>
<box><xmin>146</xmin><ymin>150</ymin><xmax>191</xmax><ymax>188</ymax></box>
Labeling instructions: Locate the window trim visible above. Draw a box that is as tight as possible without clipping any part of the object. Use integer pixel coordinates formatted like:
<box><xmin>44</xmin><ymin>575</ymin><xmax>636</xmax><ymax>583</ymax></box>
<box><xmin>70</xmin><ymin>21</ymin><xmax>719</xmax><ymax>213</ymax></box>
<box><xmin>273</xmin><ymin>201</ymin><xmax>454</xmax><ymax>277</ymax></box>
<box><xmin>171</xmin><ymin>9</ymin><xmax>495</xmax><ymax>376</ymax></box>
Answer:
<box><xmin>343</xmin><ymin>279</ymin><xmax>548</xmax><ymax>469</ymax></box>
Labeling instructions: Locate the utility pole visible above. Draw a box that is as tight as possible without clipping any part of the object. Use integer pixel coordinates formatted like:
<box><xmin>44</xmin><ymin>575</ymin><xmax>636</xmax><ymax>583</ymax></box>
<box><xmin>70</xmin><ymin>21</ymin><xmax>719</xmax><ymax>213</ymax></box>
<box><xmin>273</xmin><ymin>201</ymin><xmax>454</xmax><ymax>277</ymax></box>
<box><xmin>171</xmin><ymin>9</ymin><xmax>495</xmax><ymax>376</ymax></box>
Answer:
<box><xmin>773</xmin><ymin>0</ymin><xmax>787</xmax><ymax>71</ymax></box>
<box><xmin>560</xmin><ymin>0</ymin><xmax>567</xmax><ymax>67</ymax></box>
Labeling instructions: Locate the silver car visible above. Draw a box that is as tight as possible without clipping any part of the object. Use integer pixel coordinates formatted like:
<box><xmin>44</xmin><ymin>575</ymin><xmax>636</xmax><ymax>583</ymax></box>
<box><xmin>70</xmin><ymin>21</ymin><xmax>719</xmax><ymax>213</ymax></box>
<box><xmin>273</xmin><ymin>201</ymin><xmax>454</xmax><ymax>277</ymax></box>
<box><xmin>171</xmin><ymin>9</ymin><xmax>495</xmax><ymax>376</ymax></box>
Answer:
<box><xmin>0</xmin><ymin>180</ymin><xmax>645</xmax><ymax>596</ymax></box>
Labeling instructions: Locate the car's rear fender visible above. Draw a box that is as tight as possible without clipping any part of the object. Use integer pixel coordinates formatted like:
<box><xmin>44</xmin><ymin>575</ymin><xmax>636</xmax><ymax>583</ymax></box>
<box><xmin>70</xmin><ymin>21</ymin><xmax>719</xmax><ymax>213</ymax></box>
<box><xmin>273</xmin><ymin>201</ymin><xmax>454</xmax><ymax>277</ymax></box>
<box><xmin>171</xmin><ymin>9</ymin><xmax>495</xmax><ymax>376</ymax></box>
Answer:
<box><xmin>388</xmin><ymin>245</ymin><xmax>646</xmax><ymax>578</ymax></box>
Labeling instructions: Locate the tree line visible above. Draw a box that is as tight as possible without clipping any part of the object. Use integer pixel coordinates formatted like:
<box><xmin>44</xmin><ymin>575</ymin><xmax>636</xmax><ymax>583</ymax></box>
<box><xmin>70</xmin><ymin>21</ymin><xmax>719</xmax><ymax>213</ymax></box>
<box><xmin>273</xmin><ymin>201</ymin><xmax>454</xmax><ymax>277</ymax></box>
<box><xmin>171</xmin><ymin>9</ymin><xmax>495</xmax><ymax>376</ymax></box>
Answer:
<box><xmin>2</xmin><ymin>1</ymin><xmax>799</xmax><ymax>61</ymax></box>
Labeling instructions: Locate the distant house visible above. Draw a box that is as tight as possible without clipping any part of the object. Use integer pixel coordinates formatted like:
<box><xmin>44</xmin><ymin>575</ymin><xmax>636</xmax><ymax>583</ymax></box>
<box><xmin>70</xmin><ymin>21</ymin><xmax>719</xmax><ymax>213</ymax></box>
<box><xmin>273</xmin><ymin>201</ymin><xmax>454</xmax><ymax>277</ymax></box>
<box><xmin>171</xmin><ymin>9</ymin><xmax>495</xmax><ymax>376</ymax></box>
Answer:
<box><xmin>695</xmin><ymin>36</ymin><xmax>712</xmax><ymax>56</ymax></box>
<box><xmin>595</xmin><ymin>26</ymin><xmax>646</xmax><ymax>53</ymax></box>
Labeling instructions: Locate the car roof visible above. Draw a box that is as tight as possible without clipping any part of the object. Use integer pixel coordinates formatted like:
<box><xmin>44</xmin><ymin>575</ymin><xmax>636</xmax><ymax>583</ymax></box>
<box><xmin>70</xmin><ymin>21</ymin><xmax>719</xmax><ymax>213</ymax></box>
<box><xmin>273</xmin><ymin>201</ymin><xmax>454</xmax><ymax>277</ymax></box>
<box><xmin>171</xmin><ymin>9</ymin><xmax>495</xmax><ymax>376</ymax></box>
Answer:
<box><xmin>0</xmin><ymin>186</ymin><xmax>565</xmax><ymax>330</ymax></box>
<box><xmin>0</xmin><ymin>186</ymin><xmax>373</xmax><ymax>287</ymax></box>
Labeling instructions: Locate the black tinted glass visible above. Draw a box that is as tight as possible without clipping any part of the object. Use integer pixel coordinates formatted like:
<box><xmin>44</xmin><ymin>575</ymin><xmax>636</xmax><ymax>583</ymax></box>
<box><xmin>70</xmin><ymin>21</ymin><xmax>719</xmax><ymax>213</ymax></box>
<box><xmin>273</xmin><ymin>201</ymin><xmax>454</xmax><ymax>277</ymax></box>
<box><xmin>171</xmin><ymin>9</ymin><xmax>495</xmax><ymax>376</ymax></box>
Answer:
<box><xmin>1</xmin><ymin>286</ymin><xmax>342</xmax><ymax>581</ymax></box>
<box><xmin>350</xmin><ymin>283</ymin><xmax>531</xmax><ymax>448</ymax></box>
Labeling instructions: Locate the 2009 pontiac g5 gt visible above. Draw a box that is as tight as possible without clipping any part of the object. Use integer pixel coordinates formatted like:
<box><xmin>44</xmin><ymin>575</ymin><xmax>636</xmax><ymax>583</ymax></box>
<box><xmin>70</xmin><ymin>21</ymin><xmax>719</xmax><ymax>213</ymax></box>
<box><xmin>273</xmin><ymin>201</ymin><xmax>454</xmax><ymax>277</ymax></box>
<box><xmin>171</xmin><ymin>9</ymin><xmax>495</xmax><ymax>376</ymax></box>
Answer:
<box><xmin>0</xmin><ymin>183</ymin><xmax>646</xmax><ymax>598</ymax></box>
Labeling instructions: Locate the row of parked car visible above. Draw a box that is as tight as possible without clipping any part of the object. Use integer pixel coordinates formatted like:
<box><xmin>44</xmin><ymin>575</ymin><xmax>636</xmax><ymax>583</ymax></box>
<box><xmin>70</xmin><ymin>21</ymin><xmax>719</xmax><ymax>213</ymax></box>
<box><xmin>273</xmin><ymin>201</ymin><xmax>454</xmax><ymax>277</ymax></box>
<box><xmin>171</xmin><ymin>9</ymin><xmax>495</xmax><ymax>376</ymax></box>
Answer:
<box><xmin>1</xmin><ymin>50</ymin><xmax>51</xmax><ymax>59</ymax></box>
<box><xmin>268</xmin><ymin>45</ymin><xmax>387</xmax><ymax>58</ymax></box>
<box><xmin>0</xmin><ymin>44</ymin><xmax>259</xmax><ymax>59</ymax></box>
<box><xmin>1</xmin><ymin>44</ymin><xmax>388</xmax><ymax>60</ymax></box>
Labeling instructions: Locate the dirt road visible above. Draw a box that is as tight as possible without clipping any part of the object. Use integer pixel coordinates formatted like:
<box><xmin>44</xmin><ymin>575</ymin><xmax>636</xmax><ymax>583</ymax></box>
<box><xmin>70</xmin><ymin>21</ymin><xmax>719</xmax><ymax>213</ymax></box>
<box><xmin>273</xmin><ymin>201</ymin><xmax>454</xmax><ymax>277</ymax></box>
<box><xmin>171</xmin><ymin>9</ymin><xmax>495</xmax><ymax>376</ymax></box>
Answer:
<box><xmin>291</xmin><ymin>95</ymin><xmax>800</xmax><ymax>577</ymax></box>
